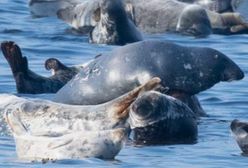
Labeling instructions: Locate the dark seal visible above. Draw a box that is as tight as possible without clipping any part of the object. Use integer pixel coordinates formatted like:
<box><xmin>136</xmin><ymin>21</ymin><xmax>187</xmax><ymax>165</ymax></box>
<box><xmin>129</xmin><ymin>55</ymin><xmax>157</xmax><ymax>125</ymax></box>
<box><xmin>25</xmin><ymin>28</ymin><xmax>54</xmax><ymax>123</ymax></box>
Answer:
<box><xmin>55</xmin><ymin>40</ymin><xmax>244</xmax><ymax>105</ymax></box>
<box><xmin>129</xmin><ymin>91</ymin><xmax>198</xmax><ymax>145</ymax></box>
<box><xmin>1</xmin><ymin>41</ymin><xmax>79</xmax><ymax>94</ymax></box>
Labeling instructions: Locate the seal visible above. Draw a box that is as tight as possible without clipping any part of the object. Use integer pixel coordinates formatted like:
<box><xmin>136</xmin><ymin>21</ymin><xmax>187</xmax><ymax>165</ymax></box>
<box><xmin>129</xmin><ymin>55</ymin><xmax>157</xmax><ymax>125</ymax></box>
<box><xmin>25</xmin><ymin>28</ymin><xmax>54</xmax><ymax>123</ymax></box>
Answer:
<box><xmin>1</xmin><ymin>41</ymin><xmax>79</xmax><ymax>94</ymax></box>
<box><xmin>54</xmin><ymin>40</ymin><xmax>244</xmax><ymax>109</ymax></box>
<box><xmin>177</xmin><ymin>0</ymin><xmax>248</xmax><ymax>34</ymax></box>
<box><xmin>129</xmin><ymin>91</ymin><xmax>197</xmax><ymax>145</ymax></box>
<box><xmin>89</xmin><ymin>0</ymin><xmax>143</xmax><ymax>45</ymax></box>
<box><xmin>230</xmin><ymin>119</ymin><xmax>248</xmax><ymax>154</ymax></box>
<box><xmin>2</xmin><ymin>78</ymin><xmax>160</xmax><ymax>160</ymax></box>
<box><xmin>57</xmin><ymin>0</ymin><xmax>143</xmax><ymax>45</ymax></box>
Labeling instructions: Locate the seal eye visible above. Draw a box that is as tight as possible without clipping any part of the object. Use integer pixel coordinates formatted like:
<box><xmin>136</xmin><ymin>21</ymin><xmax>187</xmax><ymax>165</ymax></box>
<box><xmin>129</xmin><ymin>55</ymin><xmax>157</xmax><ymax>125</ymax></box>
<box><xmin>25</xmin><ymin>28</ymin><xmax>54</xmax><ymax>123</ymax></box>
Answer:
<box><xmin>74</xmin><ymin>14</ymin><xmax>77</xmax><ymax>19</ymax></box>
<box><xmin>132</xmin><ymin>98</ymin><xmax>154</xmax><ymax>119</ymax></box>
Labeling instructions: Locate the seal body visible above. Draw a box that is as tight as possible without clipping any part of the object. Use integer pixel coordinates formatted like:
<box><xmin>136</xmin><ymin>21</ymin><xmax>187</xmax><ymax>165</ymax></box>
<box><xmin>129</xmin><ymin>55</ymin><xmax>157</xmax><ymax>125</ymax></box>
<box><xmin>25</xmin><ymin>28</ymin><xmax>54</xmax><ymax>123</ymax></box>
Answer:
<box><xmin>55</xmin><ymin>40</ymin><xmax>244</xmax><ymax>106</ymax></box>
<box><xmin>57</xmin><ymin>0</ymin><xmax>143</xmax><ymax>45</ymax></box>
<box><xmin>2</xmin><ymin>78</ymin><xmax>160</xmax><ymax>160</ymax></box>
<box><xmin>89</xmin><ymin>0</ymin><xmax>143</xmax><ymax>45</ymax></box>
<box><xmin>230</xmin><ymin>119</ymin><xmax>248</xmax><ymax>154</ymax></box>
<box><xmin>129</xmin><ymin>91</ymin><xmax>197</xmax><ymax>145</ymax></box>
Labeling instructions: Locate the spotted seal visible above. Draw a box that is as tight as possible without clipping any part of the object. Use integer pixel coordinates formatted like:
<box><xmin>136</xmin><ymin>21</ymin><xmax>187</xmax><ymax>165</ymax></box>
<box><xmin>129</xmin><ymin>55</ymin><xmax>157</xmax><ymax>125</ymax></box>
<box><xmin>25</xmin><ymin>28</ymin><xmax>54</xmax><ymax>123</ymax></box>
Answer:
<box><xmin>230</xmin><ymin>119</ymin><xmax>248</xmax><ymax>154</ymax></box>
<box><xmin>90</xmin><ymin>0</ymin><xmax>143</xmax><ymax>45</ymax></box>
<box><xmin>1</xmin><ymin>78</ymin><xmax>160</xmax><ymax>160</ymax></box>
<box><xmin>129</xmin><ymin>91</ymin><xmax>197</xmax><ymax>145</ymax></box>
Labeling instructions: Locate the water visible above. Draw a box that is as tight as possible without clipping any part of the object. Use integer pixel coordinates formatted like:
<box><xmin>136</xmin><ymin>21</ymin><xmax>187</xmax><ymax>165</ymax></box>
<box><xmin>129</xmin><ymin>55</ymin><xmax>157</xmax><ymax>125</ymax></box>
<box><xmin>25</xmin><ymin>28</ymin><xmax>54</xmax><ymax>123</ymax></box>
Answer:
<box><xmin>0</xmin><ymin>0</ymin><xmax>248</xmax><ymax>167</ymax></box>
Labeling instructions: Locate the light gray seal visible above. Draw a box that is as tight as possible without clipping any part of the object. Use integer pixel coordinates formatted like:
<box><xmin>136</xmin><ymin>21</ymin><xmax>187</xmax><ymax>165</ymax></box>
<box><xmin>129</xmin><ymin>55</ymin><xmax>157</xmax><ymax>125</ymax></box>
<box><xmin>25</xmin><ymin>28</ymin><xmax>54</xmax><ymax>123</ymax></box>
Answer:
<box><xmin>1</xmin><ymin>78</ymin><xmax>160</xmax><ymax>160</ymax></box>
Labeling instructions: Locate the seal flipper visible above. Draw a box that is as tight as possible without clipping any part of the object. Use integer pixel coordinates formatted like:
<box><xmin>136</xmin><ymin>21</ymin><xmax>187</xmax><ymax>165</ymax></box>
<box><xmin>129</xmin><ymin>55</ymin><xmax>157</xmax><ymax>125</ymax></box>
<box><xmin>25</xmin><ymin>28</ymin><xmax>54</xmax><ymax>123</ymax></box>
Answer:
<box><xmin>1</xmin><ymin>41</ymin><xmax>29</xmax><ymax>77</ymax></box>
<box><xmin>106</xmin><ymin>77</ymin><xmax>161</xmax><ymax>119</ymax></box>
<box><xmin>1</xmin><ymin>41</ymin><xmax>39</xmax><ymax>93</ymax></box>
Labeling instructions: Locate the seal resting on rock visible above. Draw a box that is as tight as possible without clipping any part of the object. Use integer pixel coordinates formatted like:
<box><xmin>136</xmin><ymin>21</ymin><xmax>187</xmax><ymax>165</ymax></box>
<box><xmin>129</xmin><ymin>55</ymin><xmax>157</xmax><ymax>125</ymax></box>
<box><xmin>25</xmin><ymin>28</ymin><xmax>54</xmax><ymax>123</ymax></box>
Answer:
<box><xmin>230</xmin><ymin>119</ymin><xmax>248</xmax><ymax>154</ymax></box>
<box><xmin>1</xmin><ymin>41</ymin><xmax>79</xmax><ymax>94</ymax></box>
<box><xmin>1</xmin><ymin>78</ymin><xmax>160</xmax><ymax>161</ymax></box>
<box><xmin>129</xmin><ymin>91</ymin><xmax>197</xmax><ymax>145</ymax></box>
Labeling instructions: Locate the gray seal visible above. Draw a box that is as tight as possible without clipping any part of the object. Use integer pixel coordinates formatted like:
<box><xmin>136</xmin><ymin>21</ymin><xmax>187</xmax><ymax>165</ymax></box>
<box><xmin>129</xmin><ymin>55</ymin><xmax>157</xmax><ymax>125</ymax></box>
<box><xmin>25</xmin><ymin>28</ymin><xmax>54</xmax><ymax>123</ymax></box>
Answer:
<box><xmin>54</xmin><ymin>40</ymin><xmax>244</xmax><ymax>116</ymax></box>
<box><xmin>1</xmin><ymin>41</ymin><xmax>79</xmax><ymax>94</ymax></box>
<box><xmin>129</xmin><ymin>91</ymin><xmax>197</xmax><ymax>145</ymax></box>
<box><xmin>57</xmin><ymin>0</ymin><xmax>143</xmax><ymax>45</ymax></box>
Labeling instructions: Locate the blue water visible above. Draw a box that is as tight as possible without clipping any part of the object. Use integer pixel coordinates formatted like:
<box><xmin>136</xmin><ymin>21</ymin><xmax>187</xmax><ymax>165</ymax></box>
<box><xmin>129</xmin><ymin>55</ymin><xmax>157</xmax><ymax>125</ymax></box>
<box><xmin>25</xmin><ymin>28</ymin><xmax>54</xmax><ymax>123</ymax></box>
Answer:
<box><xmin>0</xmin><ymin>0</ymin><xmax>248</xmax><ymax>167</ymax></box>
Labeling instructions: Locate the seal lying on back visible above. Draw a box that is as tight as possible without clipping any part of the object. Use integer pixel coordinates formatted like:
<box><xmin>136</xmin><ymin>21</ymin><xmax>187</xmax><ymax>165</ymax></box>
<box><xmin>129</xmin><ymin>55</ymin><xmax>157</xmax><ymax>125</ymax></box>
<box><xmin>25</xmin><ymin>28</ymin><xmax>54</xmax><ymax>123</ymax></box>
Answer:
<box><xmin>230</xmin><ymin>119</ymin><xmax>248</xmax><ymax>154</ymax></box>
<box><xmin>1</xmin><ymin>41</ymin><xmax>79</xmax><ymax>94</ymax></box>
<box><xmin>1</xmin><ymin>78</ymin><xmax>160</xmax><ymax>160</ymax></box>
<box><xmin>55</xmin><ymin>40</ymin><xmax>244</xmax><ymax>106</ymax></box>
<box><xmin>129</xmin><ymin>91</ymin><xmax>197</xmax><ymax>145</ymax></box>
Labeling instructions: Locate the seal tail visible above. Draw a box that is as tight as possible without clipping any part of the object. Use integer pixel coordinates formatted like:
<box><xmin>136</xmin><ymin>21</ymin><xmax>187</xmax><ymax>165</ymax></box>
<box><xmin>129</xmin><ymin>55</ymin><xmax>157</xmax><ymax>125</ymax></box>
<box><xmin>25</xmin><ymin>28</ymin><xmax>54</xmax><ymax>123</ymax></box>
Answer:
<box><xmin>1</xmin><ymin>41</ymin><xmax>28</xmax><ymax>76</ymax></box>
<box><xmin>107</xmin><ymin>77</ymin><xmax>161</xmax><ymax>119</ymax></box>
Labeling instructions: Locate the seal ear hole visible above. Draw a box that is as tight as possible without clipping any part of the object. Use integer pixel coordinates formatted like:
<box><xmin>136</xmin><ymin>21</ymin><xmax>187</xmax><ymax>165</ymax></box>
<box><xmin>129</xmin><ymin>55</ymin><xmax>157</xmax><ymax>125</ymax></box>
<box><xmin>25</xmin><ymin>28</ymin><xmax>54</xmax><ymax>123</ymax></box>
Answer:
<box><xmin>93</xmin><ymin>7</ymin><xmax>101</xmax><ymax>22</ymax></box>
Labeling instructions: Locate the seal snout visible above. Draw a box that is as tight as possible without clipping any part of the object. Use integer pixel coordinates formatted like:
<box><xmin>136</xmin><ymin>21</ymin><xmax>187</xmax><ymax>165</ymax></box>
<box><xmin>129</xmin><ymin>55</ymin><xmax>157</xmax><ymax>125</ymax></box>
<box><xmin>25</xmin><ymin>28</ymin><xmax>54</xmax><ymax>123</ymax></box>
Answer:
<box><xmin>221</xmin><ymin>65</ymin><xmax>245</xmax><ymax>82</ymax></box>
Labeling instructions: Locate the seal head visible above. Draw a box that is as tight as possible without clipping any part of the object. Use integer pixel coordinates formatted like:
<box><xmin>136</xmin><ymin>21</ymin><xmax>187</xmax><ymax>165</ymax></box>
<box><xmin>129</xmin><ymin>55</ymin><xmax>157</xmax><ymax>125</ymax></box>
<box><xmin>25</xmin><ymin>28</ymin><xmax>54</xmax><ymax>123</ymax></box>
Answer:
<box><xmin>129</xmin><ymin>91</ymin><xmax>197</xmax><ymax>145</ymax></box>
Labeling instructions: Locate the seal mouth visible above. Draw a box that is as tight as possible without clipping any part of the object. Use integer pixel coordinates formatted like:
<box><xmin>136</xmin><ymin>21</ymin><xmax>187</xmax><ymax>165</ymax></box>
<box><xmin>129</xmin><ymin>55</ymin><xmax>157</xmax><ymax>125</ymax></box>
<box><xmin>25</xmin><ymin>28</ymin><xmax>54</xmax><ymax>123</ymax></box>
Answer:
<box><xmin>221</xmin><ymin>71</ymin><xmax>245</xmax><ymax>82</ymax></box>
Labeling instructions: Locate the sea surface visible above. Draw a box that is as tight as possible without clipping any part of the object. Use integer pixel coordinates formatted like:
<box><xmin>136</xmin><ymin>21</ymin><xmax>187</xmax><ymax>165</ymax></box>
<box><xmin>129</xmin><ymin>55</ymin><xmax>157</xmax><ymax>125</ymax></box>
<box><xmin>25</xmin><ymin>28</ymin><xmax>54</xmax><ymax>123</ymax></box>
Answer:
<box><xmin>0</xmin><ymin>0</ymin><xmax>248</xmax><ymax>167</ymax></box>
